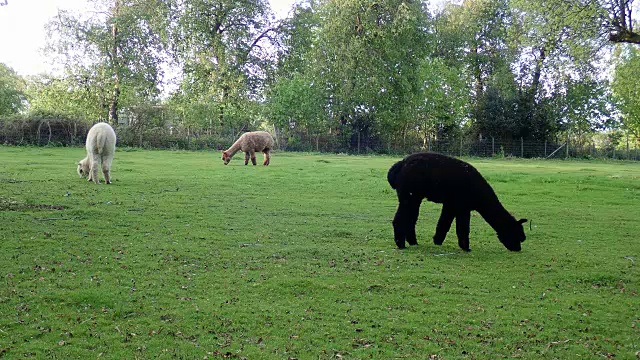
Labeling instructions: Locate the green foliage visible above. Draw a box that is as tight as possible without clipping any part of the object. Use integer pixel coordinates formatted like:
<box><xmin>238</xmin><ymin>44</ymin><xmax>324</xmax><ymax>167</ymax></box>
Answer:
<box><xmin>166</xmin><ymin>0</ymin><xmax>276</xmax><ymax>130</ymax></box>
<box><xmin>316</xmin><ymin>0</ymin><xmax>430</xmax><ymax>122</ymax></box>
<box><xmin>612</xmin><ymin>45</ymin><xmax>640</xmax><ymax>139</ymax></box>
<box><xmin>267</xmin><ymin>72</ymin><xmax>326</xmax><ymax>135</ymax></box>
<box><xmin>25</xmin><ymin>73</ymin><xmax>108</xmax><ymax>121</ymax></box>
<box><xmin>268</xmin><ymin>0</ymin><xmax>434</xmax><ymax>150</ymax></box>
<box><xmin>21</xmin><ymin>0</ymin><xmax>638</xmax><ymax>148</ymax></box>
<box><xmin>275</xmin><ymin>3</ymin><xmax>319</xmax><ymax>77</ymax></box>
<box><xmin>551</xmin><ymin>78</ymin><xmax>613</xmax><ymax>145</ymax></box>
<box><xmin>430</xmin><ymin>0</ymin><xmax>613</xmax><ymax>142</ymax></box>
<box><xmin>0</xmin><ymin>63</ymin><xmax>26</xmax><ymax>117</ymax></box>
<box><xmin>1</xmin><ymin>147</ymin><xmax>639</xmax><ymax>358</ymax></box>
<box><xmin>439</xmin><ymin>0</ymin><xmax>512</xmax><ymax>88</ymax></box>
<box><xmin>412</xmin><ymin>57</ymin><xmax>470</xmax><ymax>142</ymax></box>
<box><xmin>45</xmin><ymin>0</ymin><xmax>171</xmax><ymax>122</ymax></box>
<box><xmin>509</xmin><ymin>0</ymin><xmax>606</xmax><ymax>65</ymax></box>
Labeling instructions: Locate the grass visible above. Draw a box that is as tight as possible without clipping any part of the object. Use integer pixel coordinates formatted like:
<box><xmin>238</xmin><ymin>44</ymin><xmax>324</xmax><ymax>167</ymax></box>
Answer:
<box><xmin>0</xmin><ymin>146</ymin><xmax>639</xmax><ymax>359</ymax></box>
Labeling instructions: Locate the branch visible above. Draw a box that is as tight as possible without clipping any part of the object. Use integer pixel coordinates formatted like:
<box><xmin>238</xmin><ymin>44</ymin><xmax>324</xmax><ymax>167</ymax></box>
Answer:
<box><xmin>609</xmin><ymin>29</ymin><xmax>640</xmax><ymax>44</ymax></box>
<box><xmin>248</xmin><ymin>27</ymin><xmax>279</xmax><ymax>54</ymax></box>
<box><xmin>607</xmin><ymin>0</ymin><xmax>640</xmax><ymax>44</ymax></box>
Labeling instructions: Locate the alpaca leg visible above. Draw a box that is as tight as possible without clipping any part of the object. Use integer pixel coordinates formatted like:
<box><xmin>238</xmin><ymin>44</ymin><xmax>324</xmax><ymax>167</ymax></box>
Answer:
<box><xmin>102</xmin><ymin>156</ymin><xmax>113</xmax><ymax>184</ymax></box>
<box><xmin>250</xmin><ymin>150</ymin><xmax>257</xmax><ymax>166</ymax></box>
<box><xmin>244</xmin><ymin>152</ymin><xmax>250</xmax><ymax>165</ymax></box>
<box><xmin>455</xmin><ymin>210</ymin><xmax>471</xmax><ymax>252</ymax></box>
<box><xmin>406</xmin><ymin>198</ymin><xmax>421</xmax><ymax>246</ymax></box>
<box><xmin>89</xmin><ymin>153</ymin><xmax>101</xmax><ymax>184</ymax></box>
<box><xmin>392</xmin><ymin>194</ymin><xmax>421</xmax><ymax>249</ymax></box>
<box><xmin>433</xmin><ymin>204</ymin><xmax>455</xmax><ymax>245</ymax></box>
<box><xmin>263</xmin><ymin>150</ymin><xmax>270</xmax><ymax>165</ymax></box>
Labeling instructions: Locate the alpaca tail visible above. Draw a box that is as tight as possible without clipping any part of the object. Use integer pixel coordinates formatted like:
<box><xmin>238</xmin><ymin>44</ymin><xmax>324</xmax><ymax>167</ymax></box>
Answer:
<box><xmin>387</xmin><ymin>160</ymin><xmax>404</xmax><ymax>189</ymax></box>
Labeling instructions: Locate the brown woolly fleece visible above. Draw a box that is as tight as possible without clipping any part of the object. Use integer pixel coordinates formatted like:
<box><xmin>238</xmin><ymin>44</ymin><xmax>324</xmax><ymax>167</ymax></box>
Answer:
<box><xmin>222</xmin><ymin>131</ymin><xmax>275</xmax><ymax>166</ymax></box>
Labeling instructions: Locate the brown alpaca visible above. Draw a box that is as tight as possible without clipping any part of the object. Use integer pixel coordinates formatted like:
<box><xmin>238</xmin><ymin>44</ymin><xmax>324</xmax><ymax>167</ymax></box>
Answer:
<box><xmin>222</xmin><ymin>131</ymin><xmax>274</xmax><ymax>166</ymax></box>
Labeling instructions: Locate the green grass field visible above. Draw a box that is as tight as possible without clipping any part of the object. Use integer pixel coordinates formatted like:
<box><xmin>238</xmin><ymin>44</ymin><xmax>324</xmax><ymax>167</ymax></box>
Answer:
<box><xmin>1</xmin><ymin>146</ymin><xmax>638</xmax><ymax>359</ymax></box>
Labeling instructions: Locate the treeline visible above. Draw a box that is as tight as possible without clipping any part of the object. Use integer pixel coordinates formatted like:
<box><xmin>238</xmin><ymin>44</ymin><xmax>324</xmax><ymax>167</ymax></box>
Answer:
<box><xmin>1</xmin><ymin>0</ymin><xmax>639</xmax><ymax>153</ymax></box>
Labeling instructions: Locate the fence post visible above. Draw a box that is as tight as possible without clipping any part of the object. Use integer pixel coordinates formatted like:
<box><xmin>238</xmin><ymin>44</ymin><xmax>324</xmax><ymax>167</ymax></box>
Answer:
<box><xmin>36</xmin><ymin>121</ymin><xmax>43</xmax><ymax>146</ymax></box>
<box><xmin>47</xmin><ymin>121</ymin><xmax>52</xmax><ymax>145</ymax></box>
<box><xmin>357</xmin><ymin>130</ymin><xmax>361</xmax><ymax>154</ymax></box>
<box><xmin>492</xmin><ymin>137</ymin><xmax>495</xmax><ymax>155</ymax></box>
<box><xmin>19</xmin><ymin>120</ymin><xmax>24</xmax><ymax>144</ymax></box>
<box><xmin>566</xmin><ymin>135</ymin><xmax>570</xmax><ymax>159</ymax></box>
<box><xmin>626</xmin><ymin>133</ymin><xmax>630</xmax><ymax>160</ymax></box>
<box><xmin>544</xmin><ymin>140</ymin><xmax>547</xmax><ymax>157</ymax></box>
<box><xmin>273</xmin><ymin>126</ymin><xmax>279</xmax><ymax>150</ymax></box>
<box><xmin>521</xmin><ymin>137</ymin><xmax>524</xmax><ymax>158</ymax></box>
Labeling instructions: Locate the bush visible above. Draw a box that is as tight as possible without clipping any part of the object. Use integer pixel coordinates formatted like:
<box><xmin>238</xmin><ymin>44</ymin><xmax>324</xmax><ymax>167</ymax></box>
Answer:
<box><xmin>0</xmin><ymin>117</ymin><xmax>90</xmax><ymax>146</ymax></box>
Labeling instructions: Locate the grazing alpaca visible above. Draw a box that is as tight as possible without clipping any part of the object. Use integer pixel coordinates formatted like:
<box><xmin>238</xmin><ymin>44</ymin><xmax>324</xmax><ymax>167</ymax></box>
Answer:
<box><xmin>77</xmin><ymin>122</ymin><xmax>116</xmax><ymax>184</ymax></box>
<box><xmin>222</xmin><ymin>131</ymin><xmax>274</xmax><ymax>166</ymax></box>
<box><xmin>387</xmin><ymin>152</ymin><xmax>527</xmax><ymax>252</ymax></box>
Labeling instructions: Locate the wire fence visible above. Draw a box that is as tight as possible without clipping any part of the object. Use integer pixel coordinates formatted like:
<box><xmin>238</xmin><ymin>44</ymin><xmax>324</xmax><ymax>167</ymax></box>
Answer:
<box><xmin>1</xmin><ymin>118</ymin><xmax>639</xmax><ymax>160</ymax></box>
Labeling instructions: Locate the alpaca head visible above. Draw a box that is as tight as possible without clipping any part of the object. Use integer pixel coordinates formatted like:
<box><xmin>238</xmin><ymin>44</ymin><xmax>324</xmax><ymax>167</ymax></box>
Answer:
<box><xmin>221</xmin><ymin>151</ymin><xmax>231</xmax><ymax>165</ymax></box>
<box><xmin>497</xmin><ymin>218</ymin><xmax>527</xmax><ymax>251</ymax></box>
<box><xmin>77</xmin><ymin>158</ymin><xmax>90</xmax><ymax>178</ymax></box>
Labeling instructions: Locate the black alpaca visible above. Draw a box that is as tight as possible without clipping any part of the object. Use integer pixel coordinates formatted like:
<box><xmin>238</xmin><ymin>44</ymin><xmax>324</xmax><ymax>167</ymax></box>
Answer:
<box><xmin>387</xmin><ymin>152</ymin><xmax>527</xmax><ymax>252</ymax></box>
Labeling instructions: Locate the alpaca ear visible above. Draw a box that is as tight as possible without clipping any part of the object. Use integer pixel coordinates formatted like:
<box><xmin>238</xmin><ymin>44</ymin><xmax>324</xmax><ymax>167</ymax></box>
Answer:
<box><xmin>518</xmin><ymin>218</ymin><xmax>528</xmax><ymax>224</ymax></box>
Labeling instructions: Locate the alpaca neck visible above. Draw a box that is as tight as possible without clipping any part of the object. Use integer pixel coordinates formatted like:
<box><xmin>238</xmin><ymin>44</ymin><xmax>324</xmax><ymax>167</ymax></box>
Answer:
<box><xmin>225</xmin><ymin>139</ymin><xmax>243</xmax><ymax>158</ymax></box>
<box><xmin>477</xmin><ymin>200</ymin><xmax>514</xmax><ymax>234</ymax></box>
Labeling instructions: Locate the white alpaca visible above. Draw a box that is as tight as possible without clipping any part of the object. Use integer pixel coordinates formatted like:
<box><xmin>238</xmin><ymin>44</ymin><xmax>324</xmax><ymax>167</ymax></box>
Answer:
<box><xmin>77</xmin><ymin>122</ymin><xmax>117</xmax><ymax>184</ymax></box>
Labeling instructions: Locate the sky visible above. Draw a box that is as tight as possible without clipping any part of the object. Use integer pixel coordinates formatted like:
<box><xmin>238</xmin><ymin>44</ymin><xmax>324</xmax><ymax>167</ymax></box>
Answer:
<box><xmin>0</xmin><ymin>0</ymin><xmax>298</xmax><ymax>76</ymax></box>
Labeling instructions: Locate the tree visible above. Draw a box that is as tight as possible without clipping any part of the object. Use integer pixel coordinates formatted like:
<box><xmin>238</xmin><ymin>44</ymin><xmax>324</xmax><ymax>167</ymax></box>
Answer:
<box><xmin>25</xmin><ymin>72</ymin><xmax>109</xmax><ymax>120</ymax></box>
<box><xmin>437</xmin><ymin>0</ymin><xmax>608</xmax><ymax>141</ymax></box>
<box><xmin>612</xmin><ymin>45</ymin><xmax>640</xmax><ymax>140</ymax></box>
<box><xmin>601</xmin><ymin>0</ymin><xmax>639</xmax><ymax>44</ymax></box>
<box><xmin>267</xmin><ymin>72</ymin><xmax>327</xmax><ymax>148</ymax></box>
<box><xmin>168</xmin><ymin>0</ymin><xmax>278</xmax><ymax>132</ymax></box>
<box><xmin>307</xmin><ymin>0</ymin><xmax>432</xmax><ymax>149</ymax></box>
<box><xmin>437</xmin><ymin>0</ymin><xmax>512</xmax><ymax>114</ymax></box>
<box><xmin>551</xmin><ymin>77</ymin><xmax>613</xmax><ymax>146</ymax></box>
<box><xmin>513</xmin><ymin>0</ymin><xmax>639</xmax><ymax>45</ymax></box>
<box><xmin>0</xmin><ymin>63</ymin><xmax>26</xmax><ymax>116</ymax></box>
<box><xmin>412</xmin><ymin>57</ymin><xmax>470</xmax><ymax>146</ymax></box>
<box><xmin>274</xmin><ymin>3</ymin><xmax>319</xmax><ymax>79</ymax></box>
<box><xmin>46</xmin><ymin>0</ymin><xmax>171</xmax><ymax>123</ymax></box>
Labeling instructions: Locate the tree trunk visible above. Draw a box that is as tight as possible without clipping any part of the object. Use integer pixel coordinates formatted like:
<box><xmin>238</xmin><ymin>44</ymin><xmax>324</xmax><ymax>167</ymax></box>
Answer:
<box><xmin>108</xmin><ymin>0</ymin><xmax>120</xmax><ymax>125</ymax></box>
<box><xmin>219</xmin><ymin>86</ymin><xmax>228</xmax><ymax>128</ymax></box>
<box><xmin>530</xmin><ymin>47</ymin><xmax>546</xmax><ymax>99</ymax></box>
<box><xmin>524</xmin><ymin>46</ymin><xmax>546</xmax><ymax>129</ymax></box>
<box><xmin>219</xmin><ymin>105</ymin><xmax>224</xmax><ymax>128</ymax></box>
<box><xmin>472</xmin><ymin>46</ymin><xmax>483</xmax><ymax>125</ymax></box>
<box><xmin>109</xmin><ymin>74</ymin><xmax>120</xmax><ymax>124</ymax></box>
<box><xmin>609</xmin><ymin>30</ymin><xmax>640</xmax><ymax>44</ymax></box>
<box><xmin>608</xmin><ymin>0</ymin><xmax>640</xmax><ymax>44</ymax></box>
